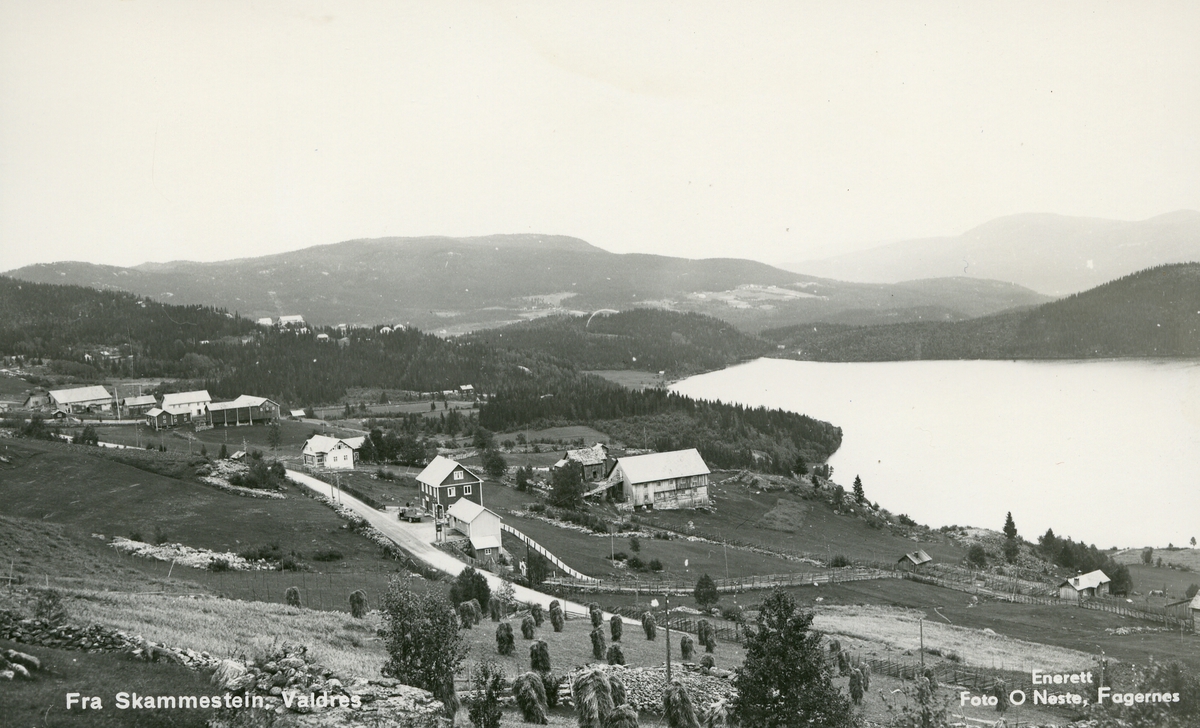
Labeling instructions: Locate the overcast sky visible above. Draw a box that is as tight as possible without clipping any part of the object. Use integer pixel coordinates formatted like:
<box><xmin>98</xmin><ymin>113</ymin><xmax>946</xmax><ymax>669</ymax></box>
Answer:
<box><xmin>2</xmin><ymin>1</ymin><xmax>1198</xmax><ymax>271</ymax></box>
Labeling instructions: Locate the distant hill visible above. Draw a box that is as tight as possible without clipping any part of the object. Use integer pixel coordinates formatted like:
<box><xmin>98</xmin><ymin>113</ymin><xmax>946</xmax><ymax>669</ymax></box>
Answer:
<box><xmin>787</xmin><ymin>211</ymin><xmax>1200</xmax><ymax>296</ymax></box>
<box><xmin>4</xmin><ymin>234</ymin><xmax>1049</xmax><ymax>333</ymax></box>
<box><xmin>467</xmin><ymin>309</ymin><xmax>772</xmax><ymax>376</ymax></box>
<box><xmin>762</xmin><ymin>263</ymin><xmax>1200</xmax><ymax>360</ymax></box>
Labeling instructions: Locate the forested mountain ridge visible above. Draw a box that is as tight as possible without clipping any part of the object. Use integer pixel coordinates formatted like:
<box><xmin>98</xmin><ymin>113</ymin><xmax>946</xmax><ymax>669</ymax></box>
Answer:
<box><xmin>762</xmin><ymin>263</ymin><xmax>1200</xmax><ymax>360</ymax></box>
<box><xmin>4</xmin><ymin>234</ymin><xmax>1049</xmax><ymax>333</ymax></box>
<box><xmin>466</xmin><ymin>309</ymin><xmax>772</xmax><ymax>375</ymax></box>
<box><xmin>0</xmin><ymin>277</ymin><xmax>840</xmax><ymax>470</ymax></box>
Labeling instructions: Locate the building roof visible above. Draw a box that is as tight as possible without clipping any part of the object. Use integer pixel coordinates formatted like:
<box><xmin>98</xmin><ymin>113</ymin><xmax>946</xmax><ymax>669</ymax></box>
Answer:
<box><xmin>1191</xmin><ymin>594</ymin><xmax>1200</xmax><ymax>611</ymax></box>
<box><xmin>303</xmin><ymin>435</ymin><xmax>363</xmax><ymax>455</ymax></box>
<box><xmin>207</xmin><ymin>394</ymin><xmax>277</xmax><ymax>412</ymax></box>
<box><xmin>145</xmin><ymin>408</ymin><xmax>166</xmax><ymax>417</ymax></box>
<box><xmin>290</xmin><ymin>409</ymin><xmax>307</xmax><ymax>417</ymax></box>
<box><xmin>470</xmin><ymin>534</ymin><xmax>502</xmax><ymax>551</ymax></box>
<box><xmin>122</xmin><ymin>395</ymin><xmax>157</xmax><ymax>407</ymax></box>
<box><xmin>564</xmin><ymin>443</ymin><xmax>609</xmax><ymax>466</ymax></box>
<box><xmin>256</xmin><ymin>317</ymin><xmax>274</xmax><ymax>326</ymax></box>
<box><xmin>162</xmin><ymin>390</ymin><xmax>212</xmax><ymax>407</ymax></box>
<box><xmin>279</xmin><ymin>315</ymin><xmax>305</xmax><ymax>324</ymax></box>
<box><xmin>899</xmin><ymin>549</ymin><xmax>933</xmax><ymax>565</ymax></box>
<box><xmin>615</xmin><ymin>449</ymin><xmax>710</xmax><ymax>484</ymax></box>
<box><xmin>416</xmin><ymin>456</ymin><xmax>480</xmax><ymax>487</ymax></box>
<box><xmin>448</xmin><ymin>498</ymin><xmax>498</xmax><ymax>523</ymax></box>
<box><xmin>49</xmin><ymin>385</ymin><xmax>112</xmax><ymax>405</ymax></box>
<box><xmin>1059</xmin><ymin>569</ymin><xmax>1111</xmax><ymax>591</ymax></box>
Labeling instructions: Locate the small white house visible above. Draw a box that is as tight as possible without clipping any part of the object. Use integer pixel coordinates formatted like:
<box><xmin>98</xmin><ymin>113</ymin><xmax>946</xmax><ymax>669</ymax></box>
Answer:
<box><xmin>1058</xmin><ymin>570</ymin><xmax>1111</xmax><ymax>601</ymax></box>
<box><xmin>446</xmin><ymin>499</ymin><xmax>503</xmax><ymax>559</ymax></box>
<box><xmin>302</xmin><ymin>435</ymin><xmax>365</xmax><ymax>470</ymax></box>
<box><xmin>161</xmin><ymin>390</ymin><xmax>212</xmax><ymax>420</ymax></box>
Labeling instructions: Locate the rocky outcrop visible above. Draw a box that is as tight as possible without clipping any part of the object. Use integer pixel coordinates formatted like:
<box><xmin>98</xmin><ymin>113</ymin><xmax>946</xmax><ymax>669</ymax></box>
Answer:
<box><xmin>0</xmin><ymin>609</ymin><xmax>218</xmax><ymax>668</ymax></box>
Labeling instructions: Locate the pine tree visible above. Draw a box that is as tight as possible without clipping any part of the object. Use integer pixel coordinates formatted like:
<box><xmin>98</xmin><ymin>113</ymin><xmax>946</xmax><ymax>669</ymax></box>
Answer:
<box><xmin>694</xmin><ymin>574</ymin><xmax>719</xmax><ymax>610</ymax></box>
<box><xmin>1003</xmin><ymin>512</ymin><xmax>1018</xmax><ymax>541</ymax></box>
<box><xmin>730</xmin><ymin>588</ymin><xmax>855</xmax><ymax>728</ymax></box>
<box><xmin>852</xmin><ymin>475</ymin><xmax>864</xmax><ymax>503</ymax></box>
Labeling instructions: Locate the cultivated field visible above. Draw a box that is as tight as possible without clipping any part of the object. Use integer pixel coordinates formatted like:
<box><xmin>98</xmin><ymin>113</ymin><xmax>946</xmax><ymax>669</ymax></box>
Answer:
<box><xmin>585</xmin><ymin>370</ymin><xmax>669</xmax><ymax>390</ymax></box>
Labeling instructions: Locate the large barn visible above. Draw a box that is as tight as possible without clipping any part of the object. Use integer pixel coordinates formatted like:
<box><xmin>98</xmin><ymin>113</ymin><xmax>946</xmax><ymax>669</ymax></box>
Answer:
<box><xmin>206</xmin><ymin>395</ymin><xmax>280</xmax><ymax>427</ymax></box>
<box><xmin>607</xmin><ymin>448</ymin><xmax>710</xmax><ymax>510</ymax></box>
<box><xmin>416</xmin><ymin>456</ymin><xmax>483</xmax><ymax>519</ymax></box>
<box><xmin>161</xmin><ymin>390</ymin><xmax>212</xmax><ymax>421</ymax></box>
<box><xmin>48</xmin><ymin>385</ymin><xmax>114</xmax><ymax>414</ymax></box>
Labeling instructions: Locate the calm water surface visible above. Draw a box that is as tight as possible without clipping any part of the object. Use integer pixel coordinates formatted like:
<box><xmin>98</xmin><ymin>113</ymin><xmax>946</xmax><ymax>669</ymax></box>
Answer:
<box><xmin>672</xmin><ymin>358</ymin><xmax>1200</xmax><ymax>548</ymax></box>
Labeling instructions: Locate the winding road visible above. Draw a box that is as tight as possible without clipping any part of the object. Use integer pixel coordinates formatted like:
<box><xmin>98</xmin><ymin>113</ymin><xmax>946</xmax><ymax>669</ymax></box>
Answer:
<box><xmin>286</xmin><ymin>469</ymin><xmax>638</xmax><ymax>623</ymax></box>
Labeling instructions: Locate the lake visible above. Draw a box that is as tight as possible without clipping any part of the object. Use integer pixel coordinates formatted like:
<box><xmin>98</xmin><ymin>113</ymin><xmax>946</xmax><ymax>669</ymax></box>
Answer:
<box><xmin>672</xmin><ymin>358</ymin><xmax>1200</xmax><ymax>548</ymax></box>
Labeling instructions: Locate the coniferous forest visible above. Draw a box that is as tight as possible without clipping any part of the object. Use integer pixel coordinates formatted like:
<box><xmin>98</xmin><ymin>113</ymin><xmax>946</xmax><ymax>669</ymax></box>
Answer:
<box><xmin>0</xmin><ymin>276</ymin><xmax>841</xmax><ymax>469</ymax></box>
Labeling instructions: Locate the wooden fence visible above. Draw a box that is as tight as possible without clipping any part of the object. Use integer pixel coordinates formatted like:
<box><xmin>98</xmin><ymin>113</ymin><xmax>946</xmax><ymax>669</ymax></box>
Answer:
<box><xmin>544</xmin><ymin>567</ymin><xmax>898</xmax><ymax>595</ymax></box>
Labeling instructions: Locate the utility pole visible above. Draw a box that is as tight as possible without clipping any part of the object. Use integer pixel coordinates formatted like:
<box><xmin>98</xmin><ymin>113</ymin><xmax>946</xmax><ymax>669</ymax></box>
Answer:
<box><xmin>919</xmin><ymin>619</ymin><xmax>925</xmax><ymax>670</ymax></box>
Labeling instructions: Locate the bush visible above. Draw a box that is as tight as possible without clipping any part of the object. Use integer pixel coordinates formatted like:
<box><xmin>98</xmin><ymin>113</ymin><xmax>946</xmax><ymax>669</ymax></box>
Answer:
<box><xmin>694</xmin><ymin>574</ymin><xmax>719</xmax><ymax>609</ymax></box>
<box><xmin>449</xmin><ymin>566</ymin><xmax>491</xmax><ymax>613</ymax></box>
<box><xmin>285</xmin><ymin>586</ymin><xmax>301</xmax><ymax>607</ymax></box>
<box><xmin>311</xmin><ymin>548</ymin><xmax>344</xmax><ymax>562</ymax></box>
<box><xmin>828</xmin><ymin>554</ymin><xmax>851</xmax><ymax>568</ymax></box>
<box><xmin>610</xmin><ymin>614</ymin><xmax>623</xmax><ymax>642</ymax></box>
<box><xmin>496</xmin><ymin>622</ymin><xmax>515</xmax><ymax>655</ymax></box>
<box><xmin>153</xmin><ymin>525</ymin><xmax>170</xmax><ymax>545</ymax></box>
<box><xmin>349</xmin><ymin>590</ymin><xmax>368</xmax><ymax>618</ymax></box>
<box><xmin>649</xmin><ymin>559</ymin><xmax>663</xmax><ymax>571</ymax></box>
<box><xmin>642</xmin><ymin>612</ymin><xmax>657</xmax><ymax>640</ymax></box>
<box><xmin>208</xmin><ymin>557</ymin><xmax>232</xmax><ymax>572</ymax></box>
<box><xmin>521</xmin><ymin>615</ymin><xmax>536</xmax><ymax>640</ymax></box>
<box><xmin>34</xmin><ymin>589</ymin><xmax>67</xmax><ymax>624</ymax></box>
<box><xmin>627</xmin><ymin>556</ymin><xmax>645</xmax><ymax>570</ymax></box>
<box><xmin>380</xmin><ymin>583</ymin><xmax>467</xmax><ymax>712</ymax></box>
<box><xmin>967</xmin><ymin>544</ymin><xmax>987</xmax><ymax>567</ymax></box>
<box><xmin>466</xmin><ymin>659</ymin><xmax>504</xmax><ymax>728</ymax></box>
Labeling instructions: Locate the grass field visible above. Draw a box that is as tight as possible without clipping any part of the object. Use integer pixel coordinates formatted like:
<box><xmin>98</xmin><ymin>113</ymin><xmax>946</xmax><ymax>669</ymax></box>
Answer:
<box><xmin>777</xmin><ymin>578</ymin><xmax>1200</xmax><ymax>671</ymax></box>
<box><xmin>481</xmin><ymin>484</ymin><xmax>817</xmax><ymax>581</ymax></box>
<box><xmin>91</xmin><ymin>419</ymin><xmax>343</xmax><ymax>455</ymax></box>
<box><xmin>624</xmin><ymin>475</ymin><xmax>965</xmax><ymax>566</ymax></box>
<box><xmin>0</xmin><ymin>371</ymin><xmax>32</xmax><ymax>395</ymax></box>
<box><xmin>585</xmin><ymin>370</ymin><xmax>669</xmax><ymax>390</ymax></box>
<box><xmin>0</xmin><ymin>438</ymin><xmax>413</xmax><ymax>574</ymax></box>
<box><xmin>0</xmin><ymin>638</ymin><xmax>216</xmax><ymax>728</ymax></box>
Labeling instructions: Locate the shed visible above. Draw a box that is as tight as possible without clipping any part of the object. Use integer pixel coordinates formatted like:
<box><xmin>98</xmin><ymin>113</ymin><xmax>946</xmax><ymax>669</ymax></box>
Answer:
<box><xmin>898</xmin><ymin>549</ymin><xmax>933</xmax><ymax>571</ymax></box>
<box><xmin>289</xmin><ymin>409</ymin><xmax>307</xmax><ymax>419</ymax></box>
<box><xmin>1058</xmin><ymin>570</ymin><xmax>1111</xmax><ymax>601</ymax></box>
<box><xmin>145</xmin><ymin>408</ymin><xmax>175</xmax><ymax>430</ymax></box>
<box><xmin>553</xmin><ymin>442</ymin><xmax>612</xmax><ymax>482</ymax></box>
<box><xmin>446</xmin><ymin>499</ymin><xmax>503</xmax><ymax>559</ymax></box>
<box><xmin>121</xmin><ymin>394</ymin><xmax>158</xmax><ymax>418</ymax></box>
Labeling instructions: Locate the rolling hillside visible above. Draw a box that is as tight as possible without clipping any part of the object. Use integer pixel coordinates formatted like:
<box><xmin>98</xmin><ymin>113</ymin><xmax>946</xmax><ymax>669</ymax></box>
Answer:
<box><xmin>762</xmin><ymin>263</ymin><xmax>1200</xmax><ymax>360</ymax></box>
<box><xmin>789</xmin><ymin>210</ymin><xmax>1200</xmax><ymax>295</ymax></box>
<box><xmin>4</xmin><ymin>234</ymin><xmax>1050</xmax><ymax>333</ymax></box>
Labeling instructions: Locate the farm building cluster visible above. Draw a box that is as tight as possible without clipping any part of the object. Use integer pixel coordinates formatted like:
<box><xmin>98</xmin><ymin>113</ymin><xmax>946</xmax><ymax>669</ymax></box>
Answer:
<box><xmin>18</xmin><ymin>385</ymin><xmax>281</xmax><ymax>431</ymax></box>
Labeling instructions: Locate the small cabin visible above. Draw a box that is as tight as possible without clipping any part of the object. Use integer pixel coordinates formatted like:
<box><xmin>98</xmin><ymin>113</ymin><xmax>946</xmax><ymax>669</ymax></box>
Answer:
<box><xmin>1058</xmin><ymin>569</ymin><xmax>1111</xmax><ymax>601</ymax></box>
<box><xmin>898</xmin><ymin>549</ymin><xmax>933</xmax><ymax>571</ymax></box>
<box><xmin>446</xmin><ymin>499</ymin><xmax>503</xmax><ymax>560</ymax></box>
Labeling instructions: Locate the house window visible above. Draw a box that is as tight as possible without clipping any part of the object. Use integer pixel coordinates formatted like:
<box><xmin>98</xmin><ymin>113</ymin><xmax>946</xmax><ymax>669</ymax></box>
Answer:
<box><xmin>464</xmin><ymin>485</ymin><xmax>472</xmax><ymax>495</ymax></box>
<box><xmin>448</xmin><ymin>487</ymin><xmax>456</xmax><ymax>497</ymax></box>
<box><xmin>453</xmin><ymin>471</ymin><xmax>464</xmax><ymax>481</ymax></box>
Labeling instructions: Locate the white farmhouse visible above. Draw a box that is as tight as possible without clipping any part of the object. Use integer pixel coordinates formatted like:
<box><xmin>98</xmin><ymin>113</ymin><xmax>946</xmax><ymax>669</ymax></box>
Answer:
<box><xmin>608</xmin><ymin>448</ymin><xmax>710</xmax><ymax>510</ymax></box>
<box><xmin>302</xmin><ymin>435</ymin><xmax>365</xmax><ymax>470</ymax></box>
<box><xmin>446</xmin><ymin>499</ymin><xmax>503</xmax><ymax>559</ymax></box>
<box><xmin>1057</xmin><ymin>570</ymin><xmax>1111</xmax><ymax>601</ymax></box>
<box><xmin>161</xmin><ymin>390</ymin><xmax>212</xmax><ymax>420</ymax></box>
